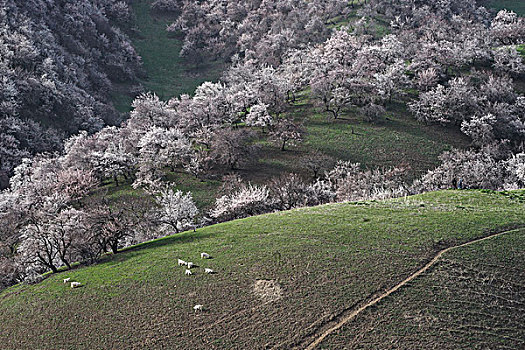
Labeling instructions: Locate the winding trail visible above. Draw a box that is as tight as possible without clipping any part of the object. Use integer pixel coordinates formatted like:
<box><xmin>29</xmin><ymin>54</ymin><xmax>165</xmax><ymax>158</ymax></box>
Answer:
<box><xmin>299</xmin><ymin>228</ymin><xmax>521</xmax><ymax>350</ymax></box>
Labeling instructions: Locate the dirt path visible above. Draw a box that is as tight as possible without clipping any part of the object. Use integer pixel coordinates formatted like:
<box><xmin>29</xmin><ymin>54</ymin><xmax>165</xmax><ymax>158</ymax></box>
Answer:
<box><xmin>299</xmin><ymin>228</ymin><xmax>521</xmax><ymax>350</ymax></box>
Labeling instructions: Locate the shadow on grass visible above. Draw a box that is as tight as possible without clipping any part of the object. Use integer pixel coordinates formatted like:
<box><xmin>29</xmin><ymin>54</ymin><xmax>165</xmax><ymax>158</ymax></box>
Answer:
<box><xmin>55</xmin><ymin>230</ymin><xmax>218</xmax><ymax>273</ymax></box>
<box><xmin>107</xmin><ymin>230</ymin><xmax>217</xmax><ymax>261</ymax></box>
<box><xmin>1</xmin><ymin>229</ymin><xmax>218</xmax><ymax>293</ymax></box>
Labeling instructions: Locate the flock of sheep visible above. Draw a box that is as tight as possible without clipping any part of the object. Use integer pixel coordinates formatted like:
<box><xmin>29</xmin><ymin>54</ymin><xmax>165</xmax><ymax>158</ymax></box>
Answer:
<box><xmin>178</xmin><ymin>252</ymin><xmax>214</xmax><ymax>275</ymax></box>
<box><xmin>62</xmin><ymin>277</ymin><xmax>81</xmax><ymax>289</ymax></box>
<box><xmin>178</xmin><ymin>252</ymin><xmax>215</xmax><ymax>313</ymax></box>
<box><xmin>61</xmin><ymin>251</ymin><xmax>215</xmax><ymax>312</ymax></box>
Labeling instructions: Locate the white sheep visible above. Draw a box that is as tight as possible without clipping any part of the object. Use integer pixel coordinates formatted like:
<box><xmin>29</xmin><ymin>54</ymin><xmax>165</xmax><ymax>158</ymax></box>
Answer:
<box><xmin>185</xmin><ymin>269</ymin><xmax>193</xmax><ymax>276</ymax></box>
<box><xmin>178</xmin><ymin>259</ymin><xmax>187</xmax><ymax>266</ymax></box>
<box><xmin>204</xmin><ymin>268</ymin><xmax>214</xmax><ymax>274</ymax></box>
<box><xmin>70</xmin><ymin>282</ymin><xmax>82</xmax><ymax>289</ymax></box>
<box><xmin>187</xmin><ymin>262</ymin><xmax>194</xmax><ymax>269</ymax></box>
<box><xmin>193</xmin><ymin>304</ymin><xmax>203</xmax><ymax>312</ymax></box>
<box><xmin>63</xmin><ymin>277</ymin><xmax>71</xmax><ymax>284</ymax></box>
<box><xmin>200</xmin><ymin>252</ymin><xmax>210</xmax><ymax>259</ymax></box>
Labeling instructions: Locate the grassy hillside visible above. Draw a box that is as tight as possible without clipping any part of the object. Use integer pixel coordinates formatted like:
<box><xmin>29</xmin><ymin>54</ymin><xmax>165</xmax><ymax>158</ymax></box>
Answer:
<box><xmin>135</xmin><ymin>95</ymin><xmax>468</xmax><ymax>211</ymax></box>
<box><xmin>246</xmin><ymin>99</ymin><xmax>469</xmax><ymax>184</ymax></box>
<box><xmin>1</xmin><ymin>190</ymin><xmax>523</xmax><ymax>349</ymax></box>
<box><xmin>485</xmin><ymin>0</ymin><xmax>525</xmax><ymax>15</ymax></box>
<box><xmin>317</xmin><ymin>227</ymin><xmax>525</xmax><ymax>349</ymax></box>
<box><xmin>111</xmin><ymin>0</ymin><xmax>225</xmax><ymax>112</ymax></box>
<box><xmin>103</xmin><ymin>97</ymin><xmax>470</xmax><ymax>214</ymax></box>
<box><xmin>109</xmin><ymin>0</ymin><xmax>469</xmax><ymax>192</ymax></box>
<box><xmin>129</xmin><ymin>0</ymin><xmax>225</xmax><ymax>100</ymax></box>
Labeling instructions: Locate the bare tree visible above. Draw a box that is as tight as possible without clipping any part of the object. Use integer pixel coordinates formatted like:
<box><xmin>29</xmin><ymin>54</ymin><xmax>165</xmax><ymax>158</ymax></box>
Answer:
<box><xmin>301</xmin><ymin>151</ymin><xmax>334</xmax><ymax>179</ymax></box>
<box><xmin>270</xmin><ymin>119</ymin><xmax>305</xmax><ymax>151</ymax></box>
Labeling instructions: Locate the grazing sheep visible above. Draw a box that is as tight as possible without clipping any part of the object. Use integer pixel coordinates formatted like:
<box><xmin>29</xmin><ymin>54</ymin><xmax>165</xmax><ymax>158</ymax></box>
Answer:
<box><xmin>204</xmin><ymin>268</ymin><xmax>214</xmax><ymax>274</ymax></box>
<box><xmin>70</xmin><ymin>282</ymin><xmax>82</xmax><ymax>288</ymax></box>
<box><xmin>193</xmin><ymin>304</ymin><xmax>203</xmax><ymax>312</ymax></box>
<box><xmin>178</xmin><ymin>259</ymin><xmax>187</xmax><ymax>266</ymax></box>
<box><xmin>185</xmin><ymin>269</ymin><xmax>193</xmax><ymax>276</ymax></box>
<box><xmin>200</xmin><ymin>252</ymin><xmax>210</xmax><ymax>259</ymax></box>
<box><xmin>63</xmin><ymin>278</ymin><xmax>71</xmax><ymax>284</ymax></box>
<box><xmin>187</xmin><ymin>262</ymin><xmax>194</xmax><ymax>269</ymax></box>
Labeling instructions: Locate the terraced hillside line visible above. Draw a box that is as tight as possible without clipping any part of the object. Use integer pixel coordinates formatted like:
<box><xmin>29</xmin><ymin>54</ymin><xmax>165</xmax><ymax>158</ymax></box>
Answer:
<box><xmin>301</xmin><ymin>228</ymin><xmax>521</xmax><ymax>350</ymax></box>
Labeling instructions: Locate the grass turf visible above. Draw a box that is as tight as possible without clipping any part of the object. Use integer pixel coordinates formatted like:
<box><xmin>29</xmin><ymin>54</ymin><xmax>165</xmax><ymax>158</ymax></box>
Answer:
<box><xmin>318</xmin><ymin>227</ymin><xmax>525</xmax><ymax>349</ymax></box>
<box><xmin>485</xmin><ymin>0</ymin><xmax>525</xmax><ymax>16</ymax></box>
<box><xmin>243</xmin><ymin>98</ymin><xmax>470</xmax><ymax>184</ymax></box>
<box><xmin>111</xmin><ymin>0</ymin><xmax>225</xmax><ymax>112</ymax></box>
<box><xmin>1</xmin><ymin>190</ymin><xmax>523</xmax><ymax>349</ymax></box>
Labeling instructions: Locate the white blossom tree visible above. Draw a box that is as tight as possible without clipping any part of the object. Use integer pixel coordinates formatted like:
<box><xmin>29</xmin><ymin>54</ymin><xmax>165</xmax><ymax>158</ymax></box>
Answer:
<box><xmin>154</xmin><ymin>184</ymin><xmax>198</xmax><ymax>233</ymax></box>
<box><xmin>419</xmin><ymin>149</ymin><xmax>506</xmax><ymax>191</ymax></box>
<box><xmin>210</xmin><ymin>184</ymin><xmax>271</xmax><ymax>222</ymax></box>
<box><xmin>409</xmin><ymin>77</ymin><xmax>480</xmax><ymax>125</ymax></box>
<box><xmin>245</xmin><ymin>103</ymin><xmax>273</xmax><ymax>131</ymax></box>
<box><xmin>461</xmin><ymin>114</ymin><xmax>496</xmax><ymax>146</ymax></box>
<box><xmin>493</xmin><ymin>46</ymin><xmax>525</xmax><ymax>76</ymax></box>
<box><xmin>505</xmin><ymin>153</ymin><xmax>525</xmax><ymax>188</ymax></box>
<box><xmin>491</xmin><ymin>10</ymin><xmax>525</xmax><ymax>45</ymax></box>
<box><xmin>373</xmin><ymin>59</ymin><xmax>408</xmax><ymax>103</ymax></box>
<box><xmin>18</xmin><ymin>207</ymin><xmax>88</xmax><ymax>273</ymax></box>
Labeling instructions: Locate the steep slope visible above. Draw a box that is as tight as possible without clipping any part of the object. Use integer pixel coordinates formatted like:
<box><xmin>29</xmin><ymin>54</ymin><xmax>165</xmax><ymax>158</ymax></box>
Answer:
<box><xmin>0</xmin><ymin>190</ymin><xmax>523</xmax><ymax>349</ymax></box>
<box><xmin>0</xmin><ymin>0</ymin><xmax>141</xmax><ymax>185</ymax></box>
<box><xmin>111</xmin><ymin>0</ymin><xmax>226</xmax><ymax>112</ymax></box>
<box><xmin>110</xmin><ymin>1</ymin><xmax>470</xmax><ymax>189</ymax></box>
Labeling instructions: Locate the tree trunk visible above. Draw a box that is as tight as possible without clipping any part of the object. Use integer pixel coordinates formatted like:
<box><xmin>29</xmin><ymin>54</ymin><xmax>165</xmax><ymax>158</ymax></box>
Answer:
<box><xmin>287</xmin><ymin>90</ymin><xmax>296</xmax><ymax>103</ymax></box>
<box><xmin>326</xmin><ymin>107</ymin><xmax>338</xmax><ymax>119</ymax></box>
<box><xmin>38</xmin><ymin>252</ymin><xmax>58</xmax><ymax>273</ymax></box>
<box><xmin>111</xmin><ymin>241</ymin><xmax>119</xmax><ymax>254</ymax></box>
